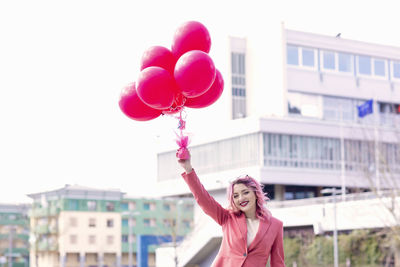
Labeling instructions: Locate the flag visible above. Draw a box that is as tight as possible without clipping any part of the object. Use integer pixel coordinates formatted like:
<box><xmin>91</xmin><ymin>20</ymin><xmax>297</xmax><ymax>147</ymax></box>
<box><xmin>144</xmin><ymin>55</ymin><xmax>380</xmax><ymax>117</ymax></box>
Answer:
<box><xmin>357</xmin><ymin>99</ymin><xmax>373</xmax><ymax>118</ymax></box>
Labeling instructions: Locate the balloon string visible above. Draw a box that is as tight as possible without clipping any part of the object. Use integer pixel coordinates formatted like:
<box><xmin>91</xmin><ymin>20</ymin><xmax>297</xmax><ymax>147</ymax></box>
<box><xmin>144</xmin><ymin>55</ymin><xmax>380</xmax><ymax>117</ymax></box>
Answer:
<box><xmin>178</xmin><ymin>108</ymin><xmax>186</xmax><ymax>133</ymax></box>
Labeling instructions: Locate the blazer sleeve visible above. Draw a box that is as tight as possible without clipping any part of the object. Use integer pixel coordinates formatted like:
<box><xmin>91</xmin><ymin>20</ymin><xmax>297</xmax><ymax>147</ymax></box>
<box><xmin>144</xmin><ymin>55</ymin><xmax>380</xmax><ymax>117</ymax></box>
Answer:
<box><xmin>182</xmin><ymin>170</ymin><xmax>229</xmax><ymax>225</ymax></box>
<box><xmin>270</xmin><ymin>220</ymin><xmax>286</xmax><ymax>267</ymax></box>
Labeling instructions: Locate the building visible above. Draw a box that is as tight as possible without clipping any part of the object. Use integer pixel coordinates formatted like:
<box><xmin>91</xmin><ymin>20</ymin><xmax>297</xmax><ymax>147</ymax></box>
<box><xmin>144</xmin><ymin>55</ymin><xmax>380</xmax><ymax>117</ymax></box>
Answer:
<box><xmin>0</xmin><ymin>204</ymin><xmax>30</xmax><ymax>267</ymax></box>
<box><xmin>155</xmin><ymin>23</ymin><xmax>400</xmax><ymax>266</ymax></box>
<box><xmin>27</xmin><ymin>185</ymin><xmax>193</xmax><ymax>267</ymax></box>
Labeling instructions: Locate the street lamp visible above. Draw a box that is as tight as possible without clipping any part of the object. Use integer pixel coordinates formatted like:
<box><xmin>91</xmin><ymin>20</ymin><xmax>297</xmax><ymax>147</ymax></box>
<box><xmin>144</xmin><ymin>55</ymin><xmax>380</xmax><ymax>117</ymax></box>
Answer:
<box><xmin>121</xmin><ymin>211</ymin><xmax>140</xmax><ymax>267</ymax></box>
<box><xmin>321</xmin><ymin>188</ymin><xmax>339</xmax><ymax>267</ymax></box>
<box><xmin>174</xmin><ymin>200</ymin><xmax>184</xmax><ymax>267</ymax></box>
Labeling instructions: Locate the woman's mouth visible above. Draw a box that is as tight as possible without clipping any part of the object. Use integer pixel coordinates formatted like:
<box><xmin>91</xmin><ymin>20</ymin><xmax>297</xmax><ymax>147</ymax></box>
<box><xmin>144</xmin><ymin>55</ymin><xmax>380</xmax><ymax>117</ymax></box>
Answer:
<box><xmin>240</xmin><ymin>201</ymin><xmax>249</xmax><ymax>207</ymax></box>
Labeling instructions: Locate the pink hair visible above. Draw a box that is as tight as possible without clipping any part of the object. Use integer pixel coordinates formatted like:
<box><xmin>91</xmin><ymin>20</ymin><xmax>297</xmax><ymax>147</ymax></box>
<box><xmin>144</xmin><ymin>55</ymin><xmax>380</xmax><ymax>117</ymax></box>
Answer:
<box><xmin>227</xmin><ymin>175</ymin><xmax>271</xmax><ymax>220</ymax></box>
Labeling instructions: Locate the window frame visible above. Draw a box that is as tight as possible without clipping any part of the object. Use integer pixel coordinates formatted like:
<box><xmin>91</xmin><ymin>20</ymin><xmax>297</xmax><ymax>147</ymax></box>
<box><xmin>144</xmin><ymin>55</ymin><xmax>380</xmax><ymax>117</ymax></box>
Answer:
<box><xmin>337</xmin><ymin>52</ymin><xmax>354</xmax><ymax>74</ymax></box>
<box><xmin>320</xmin><ymin>50</ymin><xmax>337</xmax><ymax>72</ymax></box>
<box><xmin>287</xmin><ymin>45</ymin><xmax>317</xmax><ymax>70</ymax></box>
<box><xmin>391</xmin><ymin>60</ymin><xmax>400</xmax><ymax>81</ymax></box>
<box><xmin>372</xmin><ymin>58</ymin><xmax>388</xmax><ymax>79</ymax></box>
<box><xmin>356</xmin><ymin>55</ymin><xmax>372</xmax><ymax>76</ymax></box>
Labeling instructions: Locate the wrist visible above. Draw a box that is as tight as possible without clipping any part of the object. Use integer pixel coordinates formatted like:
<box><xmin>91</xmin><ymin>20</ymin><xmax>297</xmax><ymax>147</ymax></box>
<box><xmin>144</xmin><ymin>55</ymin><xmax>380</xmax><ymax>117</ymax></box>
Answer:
<box><xmin>185</xmin><ymin>167</ymin><xmax>193</xmax><ymax>174</ymax></box>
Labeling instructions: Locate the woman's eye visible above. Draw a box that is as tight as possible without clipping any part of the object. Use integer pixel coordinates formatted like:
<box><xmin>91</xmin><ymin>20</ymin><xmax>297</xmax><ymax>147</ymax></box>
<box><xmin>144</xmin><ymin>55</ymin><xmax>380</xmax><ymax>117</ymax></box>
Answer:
<box><xmin>233</xmin><ymin>195</ymin><xmax>238</xmax><ymax>199</ymax></box>
<box><xmin>244</xmin><ymin>191</ymin><xmax>249</xmax><ymax>195</ymax></box>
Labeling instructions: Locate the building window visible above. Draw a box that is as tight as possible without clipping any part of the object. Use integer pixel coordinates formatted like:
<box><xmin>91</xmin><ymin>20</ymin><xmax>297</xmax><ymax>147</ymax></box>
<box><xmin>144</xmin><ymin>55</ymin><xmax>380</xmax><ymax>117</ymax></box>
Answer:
<box><xmin>106</xmin><ymin>202</ymin><xmax>115</xmax><ymax>211</ymax></box>
<box><xmin>392</xmin><ymin>61</ymin><xmax>400</xmax><ymax>79</ymax></box>
<box><xmin>264</xmin><ymin>133</ymin><xmax>341</xmax><ymax>170</ymax></box>
<box><xmin>129</xmin><ymin>202</ymin><xmax>136</xmax><ymax>210</ymax></box>
<box><xmin>231</xmin><ymin>52</ymin><xmax>246</xmax><ymax>119</ymax></box>
<box><xmin>323</xmin><ymin>96</ymin><xmax>357</xmax><ymax>122</ymax></box>
<box><xmin>87</xmin><ymin>201</ymin><xmax>97</xmax><ymax>211</ymax></box>
<box><xmin>120</xmin><ymin>203</ymin><xmax>129</xmax><ymax>211</ymax></box>
<box><xmin>182</xmin><ymin>220</ymin><xmax>192</xmax><ymax>228</ymax></box>
<box><xmin>70</xmin><ymin>235</ymin><xmax>77</xmax><ymax>244</ymax></box>
<box><xmin>163</xmin><ymin>204</ymin><xmax>171</xmax><ymax>211</ymax></box>
<box><xmin>89</xmin><ymin>218</ymin><xmax>96</xmax><ymax>227</ymax></box>
<box><xmin>374</xmin><ymin>59</ymin><xmax>386</xmax><ymax>77</ymax></box>
<box><xmin>107</xmin><ymin>235</ymin><xmax>114</xmax><ymax>245</ymax></box>
<box><xmin>163</xmin><ymin>219</ymin><xmax>175</xmax><ymax>227</ymax></box>
<box><xmin>322</xmin><ymin>51</ymin><xmax>335</xmax><ymax>70</ymax></box>
<box><xmin>287</xmin><ymin>45</ymin><xmax>316</xmax><ymax>68</ymax></box>
<box><xmin>287</xmin><ymin>45</ymin><xmax>299</xmax><ymax>65</ymax></box>
<box><xmin>89</xmin><ymin>235</ymin><xmax>96</xmax><ymax>244</ymax></box>
<box><xmin>302</xmin><ymin>48</ymin><xmax>315</xmax><ymax>67</ymax></box>
<box><xmin>358</xmin><ymin>55</ymin><xmax>371</xmax><ymax>75</ymax></box>
<box><xmin>284</xmin><ymin>186</ymin><xmax>317</xmax><ymax>200</ymax></box>
<box><xmin>122</xmin><ymin>219</ymin><xmax>128</xmax><ymax>227</ymax></box>
<box><xmin>379</xmin><ymin>102</ymin><xmax>400</xmax><ymax>126</ymax></box>
<box><xmin>69</xmin><ymin>217</ymin><xmax>77</xmax><ymax>227</ymax></box>
<box><xmin>338</xmin><ymin>53</ymin><xmax>352</xmax><ymax>73</ymax></box>
<box><xmin>143</xmin><ymin>202</ymin><xmax>156</xmax><ymax>211</ymax></box>
<box><xmin>144</xmin><ymin>218</ymin><xmax>156</xmax><ymax>227</ymax></box>
<box><xmin>287</xmin><ymin>92</ymin><xmax>323</xmax><ymax>118</ymax></box>
<box><xmin>106</xmin><ymin>219</ymin><xmax>114</xmax><ymax>227</ymax></box>
<box><xmin>68</xmin><ymin>200</ymin><xmax>79</xmax><ymax>210</ymax></box>
<box><xmin>184</xmin><ymin>204</ymin><xmax>194</xmax><ymax>211</ymax></box>
<box><xmin>122</xmin><ymin>235</ymin><xmax>128</xmax><ymax>243</ymax></box>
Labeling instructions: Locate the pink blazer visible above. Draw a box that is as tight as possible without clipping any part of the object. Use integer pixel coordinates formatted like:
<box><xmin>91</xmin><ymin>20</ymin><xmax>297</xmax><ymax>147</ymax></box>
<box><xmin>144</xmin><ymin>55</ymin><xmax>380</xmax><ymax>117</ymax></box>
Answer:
<box><xmin>182</xmin><ymin>170</ymin><xmax>285</xmax><ymax>267</ymax></box>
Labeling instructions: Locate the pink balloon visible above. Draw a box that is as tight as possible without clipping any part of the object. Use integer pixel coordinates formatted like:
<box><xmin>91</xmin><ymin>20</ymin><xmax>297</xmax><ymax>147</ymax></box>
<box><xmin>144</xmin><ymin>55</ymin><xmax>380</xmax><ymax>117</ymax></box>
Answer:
<box><xmin>119</xmin><ymin>82</ymin><xmax>162</xmax><ymax>121</ymax></box>
<box><xmin>185</xmin><ymin>69</ymin><xmax>224</xmax><ymax>108</ymax></box>
<box><xmin>171</xmin><ymin>21</ymin><xmax>211</xmax><ymax>59</ymax></box>
<box><xmin>136</xmin><ymin>67</ymin><xmax>178</xmax><ymax>110</ymax></box>
<box><xmin>140</xmin><ymin>46</ymin><xmax>176</xmax><ymax>75</ymax></box>
<box><xmin>174</xmin><ymin>50</ymin><xmax>216</xmax><ymax>98</ymax></box>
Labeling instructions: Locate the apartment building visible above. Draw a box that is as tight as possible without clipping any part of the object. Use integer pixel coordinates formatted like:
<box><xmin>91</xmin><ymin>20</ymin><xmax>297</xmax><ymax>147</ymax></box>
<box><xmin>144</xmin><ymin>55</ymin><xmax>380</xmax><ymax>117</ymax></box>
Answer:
<box><xmin>0</xmin><ymin>204</ymin><xmax>30</xmax><ymax>267</ymax></box>
<box><xmin>28</xmin><ymin>185</ymin><xmax>193</xmax><ymax>267</ymax></box>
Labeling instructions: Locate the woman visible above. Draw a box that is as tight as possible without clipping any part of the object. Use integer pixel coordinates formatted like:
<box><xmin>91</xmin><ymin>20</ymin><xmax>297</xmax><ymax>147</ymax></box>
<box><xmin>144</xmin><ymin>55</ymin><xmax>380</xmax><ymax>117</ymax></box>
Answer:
<box><xmin>178</xmin><ymin>156</ymin><xmax>285</xmax><ymax>267</ymax></box>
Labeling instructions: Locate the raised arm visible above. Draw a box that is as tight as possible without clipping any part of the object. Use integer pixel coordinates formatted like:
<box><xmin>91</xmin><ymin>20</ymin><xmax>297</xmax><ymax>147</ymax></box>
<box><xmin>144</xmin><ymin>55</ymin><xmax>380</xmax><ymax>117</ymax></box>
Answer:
<box><xmin>178</xmin><ymin>158</ymin><xmax>229</xmax><ymax>225</ymax></box>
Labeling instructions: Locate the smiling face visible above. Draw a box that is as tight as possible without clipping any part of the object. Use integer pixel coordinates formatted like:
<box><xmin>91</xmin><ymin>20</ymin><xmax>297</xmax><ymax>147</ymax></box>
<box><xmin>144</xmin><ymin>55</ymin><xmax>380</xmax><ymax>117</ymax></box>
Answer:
<box><xmin>232</xmin><ymin>183</ymin><xmax>257</xmax><ymax>219</ymax></box>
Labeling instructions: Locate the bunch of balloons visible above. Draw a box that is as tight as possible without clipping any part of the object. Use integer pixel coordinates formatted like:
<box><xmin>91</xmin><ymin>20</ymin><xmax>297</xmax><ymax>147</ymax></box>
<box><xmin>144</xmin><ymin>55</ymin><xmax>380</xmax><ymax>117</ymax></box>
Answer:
<box><xmin>119</xmin><ymin>21</ymin><xmax>224</xmax><ymax>122</ymax></box>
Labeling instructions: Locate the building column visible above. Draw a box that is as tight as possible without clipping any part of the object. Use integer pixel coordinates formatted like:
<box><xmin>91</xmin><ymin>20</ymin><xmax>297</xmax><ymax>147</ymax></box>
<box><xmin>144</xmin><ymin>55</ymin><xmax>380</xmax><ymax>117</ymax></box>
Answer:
<box><xmin>274</xmin><ymin>184</ymin><xmax>285</xmax><ymax>201</ymax></box>
<box><xmin>79</xmin><ymin>252</ymin><xmax>85</xmax><ymax>267</ymax></box>
<box><xmin>98</xmin><ymin>253</ymin><xmax>104</xmax><ymax>267</ymax></box>
<box><xmin>116</xmin><ymin>253</ymin><xmax>121</xmax><ymax>267</ymax></box>
<box><xmin>59</xmin><ymin>253</ymin><xmax>66</xmax><ymax>267</ymax></box>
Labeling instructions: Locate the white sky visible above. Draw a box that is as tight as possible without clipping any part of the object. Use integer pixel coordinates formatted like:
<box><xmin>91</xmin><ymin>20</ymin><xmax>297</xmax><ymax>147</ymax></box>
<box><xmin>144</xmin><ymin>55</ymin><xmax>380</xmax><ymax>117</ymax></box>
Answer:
<box><xmin>1</xmin><ymin>0</ymin><xmax>400</xmax><ymax>203</ymax></box>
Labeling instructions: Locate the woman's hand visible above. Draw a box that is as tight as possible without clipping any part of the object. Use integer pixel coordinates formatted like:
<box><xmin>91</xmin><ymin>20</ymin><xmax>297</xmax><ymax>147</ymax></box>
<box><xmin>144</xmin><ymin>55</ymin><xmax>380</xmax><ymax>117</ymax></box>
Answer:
<box><xmin>178</xmin><ymin>158</ymin><xmax>193</xmax><ymax>174</ymax></box>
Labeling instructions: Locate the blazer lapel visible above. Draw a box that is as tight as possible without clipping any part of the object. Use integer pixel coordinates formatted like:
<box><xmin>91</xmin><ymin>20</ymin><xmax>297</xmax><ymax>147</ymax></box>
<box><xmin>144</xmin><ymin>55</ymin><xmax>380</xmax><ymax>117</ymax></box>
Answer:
<box><xmin>248</xmin><ymin>217</ymin><xmax>272</xmax><ymax>251</ymax></box>
<box><xmin>234</xmin><ymin>213</ymin><xmax>247</xmax><ymax>245</ymax></box>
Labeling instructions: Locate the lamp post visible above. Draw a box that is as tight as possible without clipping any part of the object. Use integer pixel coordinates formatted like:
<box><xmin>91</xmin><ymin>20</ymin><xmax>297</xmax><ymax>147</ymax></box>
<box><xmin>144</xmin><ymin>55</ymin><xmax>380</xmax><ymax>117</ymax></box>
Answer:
<box><xmin>321</xmin><ymin>188</ymin><xmax>339</xmax><ymax>267</ymax></box>
<box><xmin>122</xmin><ymin>211</ymin><xmax>140</xmax><ymax>267</ymax></box>
<box><xmin>174</xmin><ymin>200</ymin><xmax>184</xmax><ymax>267</ymax></box>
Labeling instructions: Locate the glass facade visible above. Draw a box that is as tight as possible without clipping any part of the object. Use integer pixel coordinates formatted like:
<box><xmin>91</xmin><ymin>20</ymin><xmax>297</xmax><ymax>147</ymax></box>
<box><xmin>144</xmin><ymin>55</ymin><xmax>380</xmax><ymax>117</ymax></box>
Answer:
<box><xmin>158</xmin><ymin>132</ymin><xmax>400</xmax><ymax>184</ymax></box>
<box><xmin>158</xmin><ymin>133</ymin><xmax>260</xmax><ymax>181</ymax></box>
<box><xmin>231</xmin><ymin>52</ymin><xmax>246</xmax><ymax>119</ymax></box>
<box><xmin>264</xmin><ymin>133</ymin><xmax>341</xmax><ymax>170</ymax></box>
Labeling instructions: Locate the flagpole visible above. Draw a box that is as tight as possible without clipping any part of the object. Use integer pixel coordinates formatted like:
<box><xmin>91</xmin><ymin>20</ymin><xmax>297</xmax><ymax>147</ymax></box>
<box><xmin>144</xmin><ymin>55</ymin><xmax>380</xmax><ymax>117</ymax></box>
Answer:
<box><xmin>340</xmin><ymin>103</ymin><xmax>346</xmax><ymax>201</ymax></box>
<box><xmin>373</xmin><ymin>98</ymin><xmax>380</xmax><ymax>194</ymax></box>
